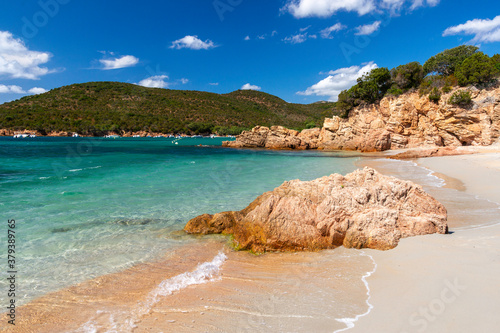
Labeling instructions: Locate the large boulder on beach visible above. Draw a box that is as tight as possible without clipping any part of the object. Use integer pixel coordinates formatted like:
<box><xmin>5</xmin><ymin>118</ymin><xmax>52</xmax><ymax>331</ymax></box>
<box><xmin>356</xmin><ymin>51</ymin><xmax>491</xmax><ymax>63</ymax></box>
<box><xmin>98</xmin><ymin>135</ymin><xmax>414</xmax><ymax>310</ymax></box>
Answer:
<box><xmin>184</xmin><ymin>168</ymin><xmax>448</xmax><ymax>252</ymax></box>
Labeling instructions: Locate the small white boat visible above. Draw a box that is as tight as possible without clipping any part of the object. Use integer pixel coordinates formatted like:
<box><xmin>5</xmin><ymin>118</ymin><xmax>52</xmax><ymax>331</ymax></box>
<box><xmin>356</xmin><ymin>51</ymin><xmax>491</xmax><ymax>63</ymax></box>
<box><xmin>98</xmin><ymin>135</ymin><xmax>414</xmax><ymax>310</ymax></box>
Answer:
<box><xmin>72</xmin><ymin>133</ymin><xmax>80</xmax><ymax>138</ymax></box>
<box><xmin>132</xmin><ymin>135</ymin><xmax>141</xmax><ymax>138</ymax></box>
<box><xmin>13</xmin><ymin>134</ymin><xmax>29</xmax><ymax>138</ymax></box>
<box><xmin>105</xmin><ymin>135</ymin><xmax>121</xmax><ymax>139</ymax></box>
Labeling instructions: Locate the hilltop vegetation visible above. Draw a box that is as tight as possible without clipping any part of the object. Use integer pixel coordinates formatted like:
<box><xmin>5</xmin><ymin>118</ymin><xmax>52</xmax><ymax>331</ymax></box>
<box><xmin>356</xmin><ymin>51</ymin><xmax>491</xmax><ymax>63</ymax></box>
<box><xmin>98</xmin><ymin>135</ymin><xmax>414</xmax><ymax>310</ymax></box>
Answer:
<box><xmin>0</xmin><ymin>82</ymin><xmax>334</xmax><ymax>136</ymax></box>
<box><xmin>336</xmin><ymin>46</ymin><xmax>500</xmax><ymax>117</ymax></box>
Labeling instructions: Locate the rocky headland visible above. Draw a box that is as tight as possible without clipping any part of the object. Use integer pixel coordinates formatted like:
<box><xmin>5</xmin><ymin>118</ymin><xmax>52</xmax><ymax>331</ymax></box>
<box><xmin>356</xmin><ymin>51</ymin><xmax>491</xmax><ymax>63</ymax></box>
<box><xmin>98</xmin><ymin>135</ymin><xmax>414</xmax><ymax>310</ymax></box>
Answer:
<box><xmin>223</xmin><ymin>86</ymin><xmax>500</xmax><ymax>152</ymax></box>
<box><xmin>184</xmin><ymin>168</ymin><xmax>448</xmax><ymax>252</ymax></box>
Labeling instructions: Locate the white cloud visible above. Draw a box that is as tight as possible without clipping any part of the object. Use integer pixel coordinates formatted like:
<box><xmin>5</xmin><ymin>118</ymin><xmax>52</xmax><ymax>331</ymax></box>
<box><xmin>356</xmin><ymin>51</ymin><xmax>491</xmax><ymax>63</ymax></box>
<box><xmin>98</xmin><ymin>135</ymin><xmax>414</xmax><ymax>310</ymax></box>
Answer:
<box><xmin>28</xmin><ymin>87</ymin><xmax>47</xmax><ymax>94</ymax></box>
<box><xmin>283</xmin><ymin>30</ymin><xmax>317</xmax><ymax>44</ymax></box>
<box><xmin>209</xmin><ymin>82</ymin><xmax>219</xmax><ymax>86</ymax></box>
<box><xmin>0</xmin><ymin>31</ymin><xmax>53</xmax><ymax>80</ymax></box>
<box><xmin>0</xmin><ymin>85</ymin><xmax>47</xmax><ymax>95</ymax></box>
<box><xmin>180</xmin><ymin>78</ymin><xmax>189</xmax><ymax>84</ymax></box>
<box><xmin>241</xmin><ymin>83</ymin><xmax>262</xmax><ymax>91</ymax></box>
<box><xmin>297</xmin><ymin>62</ymin><xmax>378</xmax><ymax>101</ymax></box>
<box><xmin>244</xmin><ymin>36</ymin><xmax>251</xmax><ymax>41</ymax></box>
<box><xmin>355</xmin><ymin>21</ymin><xmax>382</xmax><ymax>35</ymax></box>
<box><xmin>99</xmin><ymin>55</ymin><xmax>139</xmax><ymax>70</ymax></box>
<box><xmin>138</xmin><ymin>75</ymin><xmax>169</xmax><ymax>88</ymax></box>
<box><xmin>320</xmin><ymin>23</ymin><xmax>346</xmax><ymax>39</ymax></box>
<box><xmin>170</xmin><ymin>35</ymin><xmax>216</xmax><ymax>50</ymax></box>
<box><xmin>284</xmin><ymin>33</ymin><xmax>309</xmax><ymax>44</ymax></box>
<box><xmin>0</xmin><ymin>84</ymin><xmax>25</xmax><ymax>94</ymax></box>
<box><xmin>443</xmin><ymin>15</ymin><xmax>500</xmax><ymax>43</ymax></box>
<box><xmin>283</xmin><ymin>0</ymin><xmax>376</xmax><ymax>18</ymax></box>
<box><xmin>283</xmin><ymin>0</ymin><xmax>439</xmax><ymax>18</ymax></box>
<box><xmin>410</xmin><ymin>0</ymin><xmax>440</xmax><ymax>10</ymax></box>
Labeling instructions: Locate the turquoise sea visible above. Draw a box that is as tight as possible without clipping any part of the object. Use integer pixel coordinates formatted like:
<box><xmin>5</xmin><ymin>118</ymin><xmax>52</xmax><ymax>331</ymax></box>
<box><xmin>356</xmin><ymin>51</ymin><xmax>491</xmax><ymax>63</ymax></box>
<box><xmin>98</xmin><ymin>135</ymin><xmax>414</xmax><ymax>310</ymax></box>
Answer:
<box><xmin>0</xmin><ymin>137</ymin><xmax>362</xmax><ymax>307</ymax></box>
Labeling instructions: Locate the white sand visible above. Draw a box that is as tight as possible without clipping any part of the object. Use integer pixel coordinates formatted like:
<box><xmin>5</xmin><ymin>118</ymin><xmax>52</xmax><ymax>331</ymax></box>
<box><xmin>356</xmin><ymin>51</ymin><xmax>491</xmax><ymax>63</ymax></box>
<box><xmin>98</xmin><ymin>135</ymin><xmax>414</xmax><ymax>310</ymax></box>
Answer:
<box><xmin>351</xmin><ymin>153</ymin><xmax>500</xmax><ymax>332</ymax></box>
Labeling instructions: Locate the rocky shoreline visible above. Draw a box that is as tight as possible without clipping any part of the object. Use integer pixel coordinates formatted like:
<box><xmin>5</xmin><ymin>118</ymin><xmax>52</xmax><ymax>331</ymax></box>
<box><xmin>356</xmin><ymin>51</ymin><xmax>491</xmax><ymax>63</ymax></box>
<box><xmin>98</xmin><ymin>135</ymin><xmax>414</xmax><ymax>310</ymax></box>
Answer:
<box><xmin>0</xmin><ymin>129</ymin><xmax>210</xmax><ymax>138</ymax></box>
<box><xmin>223</xmin><ymin>85</ymin><xmax>500</xmax><ymax>153</ymax></box>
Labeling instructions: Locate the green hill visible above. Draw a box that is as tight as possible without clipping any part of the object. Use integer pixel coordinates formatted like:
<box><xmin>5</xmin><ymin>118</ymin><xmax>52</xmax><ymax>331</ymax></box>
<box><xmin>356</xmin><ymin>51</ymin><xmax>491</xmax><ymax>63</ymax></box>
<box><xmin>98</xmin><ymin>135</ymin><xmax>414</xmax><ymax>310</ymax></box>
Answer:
<box><xmin>0</xmin><ymin>82</ymin><xmax>334</xmax><ymax>136</ymax></box>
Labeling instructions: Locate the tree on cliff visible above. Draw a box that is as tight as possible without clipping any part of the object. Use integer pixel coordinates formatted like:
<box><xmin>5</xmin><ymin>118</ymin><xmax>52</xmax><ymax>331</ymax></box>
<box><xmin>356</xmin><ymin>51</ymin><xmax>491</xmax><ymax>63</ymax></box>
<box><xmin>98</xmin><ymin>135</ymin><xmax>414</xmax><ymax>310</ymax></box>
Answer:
<box><xmin>423</xmin><ymin>45</ymin><xmax>479</xmax><ymax>76</ymax></box>
<box><xmin>390</xmin><ymin>62</ymin><xmax>424</xmax><ymax>91</ymax></box>
<box><xmin>336</xmin><ymin>68</ymin><xmax>391</xmax><ymax>117</ymax></box>
<box><xmin>491</xmin><ymin>54</ymin><xmax>500</xmax><ymax>71</ymax></box>
<box><xmin>455</xmin><ymin>52</ymin><xmax>499</xmax><ymax>86</ymax></box>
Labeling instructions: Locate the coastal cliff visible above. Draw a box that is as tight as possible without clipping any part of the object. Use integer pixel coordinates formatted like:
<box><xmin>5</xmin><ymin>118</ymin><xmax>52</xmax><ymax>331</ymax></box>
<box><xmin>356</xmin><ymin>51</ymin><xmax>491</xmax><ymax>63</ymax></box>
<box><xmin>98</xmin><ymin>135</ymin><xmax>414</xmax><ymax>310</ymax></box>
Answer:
<box><xmin>184</xmin><ymin>168</ymin><xmax>448</xmax><ymax>252</ymax></box>
<box><xmin>223</xmin><ymin>85</ymin><xmax>500</xmax><ymax>152</ymax></box>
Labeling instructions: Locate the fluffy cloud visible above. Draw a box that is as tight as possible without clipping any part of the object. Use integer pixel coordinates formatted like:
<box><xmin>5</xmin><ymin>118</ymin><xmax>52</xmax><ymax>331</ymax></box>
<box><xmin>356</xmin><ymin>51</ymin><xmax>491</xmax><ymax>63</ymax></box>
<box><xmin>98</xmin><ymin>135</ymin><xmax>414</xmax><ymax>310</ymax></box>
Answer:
<box><xmin>137</xmin><ymin>75</ymin><xmax>169</xmax><ymax>88</ymax></box>
<box><xmin>0</xmin><ymin>31</ymin><xmax>52</xmax><ymax>80</ymax></box>
<box><xmin>0</xmin><ymin>85</ymin><xmax>46</xmax><ymax>94</ymax></box>
<box><xmin>241</xmin><ymin>83</ymin><xmax>262</xmax><ymax>91</ymax></box>
<box><xmin>244</xmin><ymin>36</ymin><xmax>251</xmax><ymax>41</ymax></box>
<box><xmin>99</xmin><ymin>55</ymin><xmax>139</xmax><ymax>70</ymax></box>
<box><xmin>28</xmin><ymin>87</ymin><xmax>47</xmax><ymax>94</ymax></box>
<box><xmin>297</xmin><ymin>62</ymin><xmax>378</xmax><ymax>101</ymax></box>
<box><xmin>170</xmin><ymin>36</ymin><xmax>216</xmax><ymax>50</ymax></box>
<box><xmin>0</xmin><ymin>84</ymin><xmax>25</xmax><ymax>94</ymax></box>
<box><xmin>355</xmin><ymin>21</ymin><xmax>382</xmax><ymax>35</ymax></box>
<box><xmin>320</xmin><ymin>23</ymin><xmax>346</xmax><ymax>39</ymax></box>
<box><xmin>443</xmin><ymin>15</ymin><xmax>500</xmax><ymax>43</ymax></box>
<box><xmin>283</xmin><ymin>0</ymin><xmax>376</xmax><ymax>18</ymax></box>
<box><xmin>283</xmin><ymin>0</ymin><xmax>440</xmax><ymax>18</ymax></box>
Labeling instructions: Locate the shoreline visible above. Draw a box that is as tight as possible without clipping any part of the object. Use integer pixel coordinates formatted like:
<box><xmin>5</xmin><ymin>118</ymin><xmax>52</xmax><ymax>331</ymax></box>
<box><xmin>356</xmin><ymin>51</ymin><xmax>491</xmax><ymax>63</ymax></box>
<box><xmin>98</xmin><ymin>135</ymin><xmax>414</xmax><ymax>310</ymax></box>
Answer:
<box><xmin>352</xmin><ymin>151</ymin><xmax>500</xmax><ymax>332</ymax></box>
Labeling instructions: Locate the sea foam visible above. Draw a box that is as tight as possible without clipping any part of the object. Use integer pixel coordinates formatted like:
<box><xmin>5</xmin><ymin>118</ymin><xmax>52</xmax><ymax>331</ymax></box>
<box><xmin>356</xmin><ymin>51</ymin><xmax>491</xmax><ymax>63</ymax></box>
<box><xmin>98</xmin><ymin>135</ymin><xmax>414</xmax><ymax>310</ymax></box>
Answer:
<box><xmin>75</xmin><ymin>251</ymin><xmax>227</xmax><ymax>333</ymax></box>
<box><xmin>334</xmin><ymin>252</ymin><xmax>377</xmax><ymax>332</ymax></box>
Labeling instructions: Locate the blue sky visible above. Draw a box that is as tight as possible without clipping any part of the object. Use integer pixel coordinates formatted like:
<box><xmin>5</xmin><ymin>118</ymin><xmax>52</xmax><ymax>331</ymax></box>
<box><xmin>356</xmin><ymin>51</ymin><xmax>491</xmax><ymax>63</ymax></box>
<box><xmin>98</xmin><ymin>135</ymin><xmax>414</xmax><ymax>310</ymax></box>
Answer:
<box><xmin>0</xmin><ymin>0</ymin><xmax>499</xmax><ymax>105</ymax></box>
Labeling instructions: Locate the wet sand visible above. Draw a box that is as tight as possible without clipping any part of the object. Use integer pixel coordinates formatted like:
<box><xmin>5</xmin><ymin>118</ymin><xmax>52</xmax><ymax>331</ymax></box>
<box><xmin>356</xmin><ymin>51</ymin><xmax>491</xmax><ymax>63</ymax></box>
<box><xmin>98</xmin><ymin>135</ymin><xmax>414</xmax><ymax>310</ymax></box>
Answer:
<box><xmin>1</xmin><ymin>238</ymin><xmax>375</xmax><ymax>333</ymax></box>
<box><xmin>353</xmin><ymin>153</ymin><xmax>500</xmax><ymax>332</ymax></box>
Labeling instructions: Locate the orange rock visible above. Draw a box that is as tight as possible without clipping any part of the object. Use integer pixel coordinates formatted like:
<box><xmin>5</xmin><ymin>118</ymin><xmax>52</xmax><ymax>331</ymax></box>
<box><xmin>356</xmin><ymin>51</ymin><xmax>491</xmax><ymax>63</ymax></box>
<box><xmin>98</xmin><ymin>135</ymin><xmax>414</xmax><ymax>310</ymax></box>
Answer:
<box><xmin>185</xmin><ymin>168</ymin><xmax>448</xmax><ymax>252</ymax></box>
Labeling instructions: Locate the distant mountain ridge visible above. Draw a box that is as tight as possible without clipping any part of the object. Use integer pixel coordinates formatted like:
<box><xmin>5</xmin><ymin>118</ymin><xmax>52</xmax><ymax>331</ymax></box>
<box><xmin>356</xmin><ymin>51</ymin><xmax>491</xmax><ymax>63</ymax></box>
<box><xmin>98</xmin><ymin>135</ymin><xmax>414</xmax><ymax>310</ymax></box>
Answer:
<box><xmin>0</xmin><ymin>82</ymin><xmax>334</xmax><ymax>136</ymax></box>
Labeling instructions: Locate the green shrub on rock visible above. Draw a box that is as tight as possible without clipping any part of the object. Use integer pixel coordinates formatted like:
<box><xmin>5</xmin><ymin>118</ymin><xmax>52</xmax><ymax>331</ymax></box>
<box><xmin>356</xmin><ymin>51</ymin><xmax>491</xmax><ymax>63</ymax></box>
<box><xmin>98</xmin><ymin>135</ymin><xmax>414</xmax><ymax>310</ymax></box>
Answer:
<box><xmin>448</xmin><ymin>91</ymin><xmax>472</xmax><ymax>107</ymax></box>
<box><xmin>429</xmin><ymin>87</ymin><xmax>442</xmax><ymax>103</ymax></box>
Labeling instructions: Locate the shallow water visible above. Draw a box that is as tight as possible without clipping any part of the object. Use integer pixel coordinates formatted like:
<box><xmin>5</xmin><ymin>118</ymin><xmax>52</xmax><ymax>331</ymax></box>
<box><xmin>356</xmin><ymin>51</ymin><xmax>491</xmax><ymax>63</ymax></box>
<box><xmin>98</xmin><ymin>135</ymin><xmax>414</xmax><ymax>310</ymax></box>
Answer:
<box><xmin>0</xmin><ymin>137</ymin><xmax>361</xmax><ymax>307</ymax></box>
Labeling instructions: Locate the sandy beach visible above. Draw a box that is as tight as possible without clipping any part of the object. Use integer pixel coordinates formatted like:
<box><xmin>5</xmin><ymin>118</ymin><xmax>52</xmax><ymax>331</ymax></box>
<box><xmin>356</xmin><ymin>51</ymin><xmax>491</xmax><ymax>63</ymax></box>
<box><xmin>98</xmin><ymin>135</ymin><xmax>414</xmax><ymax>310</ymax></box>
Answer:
<box><xmin>353</xmin><ymin>152</ymin><xmax>500</xmax><ymax>332</ymax></box>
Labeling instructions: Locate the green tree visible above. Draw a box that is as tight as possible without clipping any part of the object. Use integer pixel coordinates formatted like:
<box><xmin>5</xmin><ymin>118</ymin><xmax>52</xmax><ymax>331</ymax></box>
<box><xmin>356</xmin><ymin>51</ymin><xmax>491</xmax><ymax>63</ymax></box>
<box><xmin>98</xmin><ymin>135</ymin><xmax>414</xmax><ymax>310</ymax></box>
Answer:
<box><xmin>423</xmin><ymin>45</ymin><xmax>479</xmax><ymax>76</ymax></box>
<box><xmin>455</xmin><ymin>52</ymin><xmax>499</xmax><ymax>86</ymax></box>
<box><xmin>390</xmin><ymin>62</ymin><xmax>424</xmax><ymax>90</ymax></box>
<box><xmin>334</xmin><ymin>67</ymin><xmax>391</xmax><ymax>117</ymax></box>
<box><xmin>353</xmin><ymin>67</ymin><xmax>392</xmax><ymax>104</ymax></box>
<box><xmin>491</xmin><ymin>54</ymin><xmax>500</xmax><ymax>71</ymax></box>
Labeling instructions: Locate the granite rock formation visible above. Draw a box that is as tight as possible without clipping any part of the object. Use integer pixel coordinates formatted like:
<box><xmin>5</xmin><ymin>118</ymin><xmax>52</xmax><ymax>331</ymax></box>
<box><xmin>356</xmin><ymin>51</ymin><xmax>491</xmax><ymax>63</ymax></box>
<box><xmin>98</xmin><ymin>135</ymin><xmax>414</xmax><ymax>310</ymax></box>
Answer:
<box><xmin>223</xmin><ymin>86</ymin><xmax>500</xmax><ymax>152</ymax></box>
<box><xmin>184</xmin><ymin>168</ymin><xmax>448</xmax><ymax>252</ymax></box>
